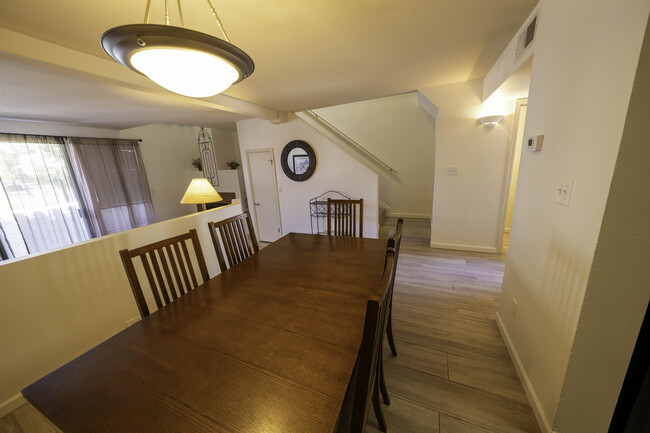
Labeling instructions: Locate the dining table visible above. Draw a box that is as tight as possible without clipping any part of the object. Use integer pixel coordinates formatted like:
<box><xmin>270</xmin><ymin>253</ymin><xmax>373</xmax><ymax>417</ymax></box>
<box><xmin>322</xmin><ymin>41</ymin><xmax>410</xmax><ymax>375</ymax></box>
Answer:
<box><xmin>22</xmin><ymin>232</ymin><xmax>388</xmax><ymax>433</ymax></box>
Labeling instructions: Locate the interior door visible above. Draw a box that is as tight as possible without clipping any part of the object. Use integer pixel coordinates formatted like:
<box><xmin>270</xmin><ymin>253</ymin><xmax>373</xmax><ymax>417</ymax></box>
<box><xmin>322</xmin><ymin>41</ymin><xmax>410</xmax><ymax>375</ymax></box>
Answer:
<box><xmin>247</xmin><ymin>149</ymin><xmax>282</xmax><ymax>242</ymax></box>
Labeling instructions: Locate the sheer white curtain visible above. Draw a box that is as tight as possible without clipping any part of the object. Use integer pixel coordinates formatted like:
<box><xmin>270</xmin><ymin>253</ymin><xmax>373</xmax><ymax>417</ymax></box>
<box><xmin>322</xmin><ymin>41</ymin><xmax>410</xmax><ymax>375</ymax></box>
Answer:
<box><xmin>0</xmin><ymin>134</ymin><xmax>93</xmax><ymax>256</ymax></box>
<box><xmin>66</xmin><ymin>137</ymin><xmax>155</xmax><ymax>235</ymax></box>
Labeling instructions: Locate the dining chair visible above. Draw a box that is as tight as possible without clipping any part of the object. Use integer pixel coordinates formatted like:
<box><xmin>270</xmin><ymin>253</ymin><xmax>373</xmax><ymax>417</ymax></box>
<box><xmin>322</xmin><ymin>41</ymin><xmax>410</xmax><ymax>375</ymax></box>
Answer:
<box><xmin>378</xmin><ymin>219</ymin><xmax>403</xmax><ymax>406</ymax></box>
<box><xmin>327</xmin><ymin>198</ymin><xmax>364</xmax><ymax>237</ymax></box>
<box><xmin>386</xmin><ymin>218</ymin><xmax>403</xmax><ymax>356</ymax></box>
<box><xmin>349</xmin><ymin>249</ymin><xmax>395</xmax><ymax>433</ymax></box>
<box><xmin>208</xmin><ymin>211</ymin><xmax>259</xmax><ymax>272</ymax></box>
<box><xmin>119</xmin><ymin>229</ymin><xmax>210</xmax><ymax>318</ymax></box>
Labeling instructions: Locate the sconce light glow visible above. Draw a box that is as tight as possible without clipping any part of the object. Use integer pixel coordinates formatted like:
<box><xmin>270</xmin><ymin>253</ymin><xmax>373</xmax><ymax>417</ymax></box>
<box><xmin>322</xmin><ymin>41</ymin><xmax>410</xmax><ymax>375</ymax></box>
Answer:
<box><xmin>478</xmin><ymin>115</ymin><xmax>505</xmax><ymax>128</ymax></box>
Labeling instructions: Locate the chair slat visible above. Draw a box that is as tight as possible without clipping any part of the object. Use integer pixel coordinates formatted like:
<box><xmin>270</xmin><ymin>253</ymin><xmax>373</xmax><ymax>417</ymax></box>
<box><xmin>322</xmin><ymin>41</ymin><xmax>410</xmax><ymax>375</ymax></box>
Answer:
<box><xmin>189</xmin><ymin>229</ymin><xmax>210</xmax><ymax>283</ymax></box>
<box><xmin>208</xmin><ymin>212</ymin><xmax>259</xmax><ymax>272</ymax></box>
<box><xmin>180</xmin><ymin>240</ymin><xmax>198</xmax><ymax>288</ymax></box>
<box><xmin>219</xmin><ymin>226</ymin><xmax>235</xmax><ymax>266</ymax></box>
<box><xmin>228</xmin><ymin>224</ymin><xmax>242</xmax><ymax>264</ymax></box>
<box><xmin>119</xmin><ymin>230</ymin><xmax>209</xmax><ymax>318</ymax></box>
<box><xmin>149</xmin><ymin>250</ymin><xmax>171</xmax><ymax>305</ymax></box>
<box><xmin>327</xmin><ymin>198</ymin><xmax>364</xmax><ymax>238</ymax></box>
<box><xmin>119</xmin><ymin>249</ymin><xmax>150</xmax><ymax>317</ymax></box>
<box><xmin>165</xmin><ymin>245</ymin><xmax>185</xmax><ymax>295</ymax></box>
<box><xmin>173</xmin><ymin>242</ymin><xmax>191</xmax><ymax>293</ymax></box>
<box><xmin>158</xmin><ymin>247</ymin><xmax>178</xmax><ymax>301</ymax></box>
<box><xmin>139</xmin><ymin>254</ymin><xmax>163</xmax><ymax>310</ymax></box>
<box><xmin>236</xmin><ymin>220</ymin><xmax>251</xmax><ymax>257</ymax></box>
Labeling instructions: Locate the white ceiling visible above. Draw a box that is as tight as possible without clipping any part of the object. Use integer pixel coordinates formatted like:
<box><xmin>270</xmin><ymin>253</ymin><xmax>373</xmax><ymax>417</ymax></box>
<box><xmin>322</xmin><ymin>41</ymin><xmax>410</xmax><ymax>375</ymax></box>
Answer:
<box><xmin>0</xmin><ymin>0</ymin><xmax>538</xmax><ymax>130</ymax></box>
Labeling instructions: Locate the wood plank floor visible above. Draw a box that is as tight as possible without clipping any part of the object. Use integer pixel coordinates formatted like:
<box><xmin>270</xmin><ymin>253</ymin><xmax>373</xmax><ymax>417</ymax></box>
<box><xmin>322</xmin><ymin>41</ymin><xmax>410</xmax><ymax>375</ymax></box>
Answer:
<box><xmin>1</xmin><ymin>218</ymin><xmax>539</xmax><ymax>433</ymax></box>
<box><xmin>365</xmin><ymin>217</ymin><xmax>539</xmax><ymax>433</ymax></box>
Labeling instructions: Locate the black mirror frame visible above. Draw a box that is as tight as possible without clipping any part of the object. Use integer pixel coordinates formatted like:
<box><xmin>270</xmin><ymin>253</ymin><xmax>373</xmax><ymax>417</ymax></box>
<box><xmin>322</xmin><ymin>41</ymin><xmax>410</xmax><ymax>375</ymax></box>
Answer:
<box><xmin>280</xmin><ymin>140</ymin><xmax>317</xmax><ymax>182</ymax></box>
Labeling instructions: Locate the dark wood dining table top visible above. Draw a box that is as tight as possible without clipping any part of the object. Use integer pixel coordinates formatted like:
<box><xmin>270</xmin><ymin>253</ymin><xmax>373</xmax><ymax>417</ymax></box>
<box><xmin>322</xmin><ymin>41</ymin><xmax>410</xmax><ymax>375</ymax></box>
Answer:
<box><xmin>22</xmin><ymin>233</ymin><xmax>388</xmax><ymax>433</ymax></box>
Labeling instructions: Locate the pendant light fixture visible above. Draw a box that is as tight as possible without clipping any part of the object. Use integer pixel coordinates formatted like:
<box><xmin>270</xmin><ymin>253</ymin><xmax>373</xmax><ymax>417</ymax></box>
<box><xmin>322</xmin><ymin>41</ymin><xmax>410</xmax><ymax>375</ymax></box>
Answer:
<box><xmin>101</xmin><ymin>0</ymin><xmax>254</xmax><ymax>98</ymax></box>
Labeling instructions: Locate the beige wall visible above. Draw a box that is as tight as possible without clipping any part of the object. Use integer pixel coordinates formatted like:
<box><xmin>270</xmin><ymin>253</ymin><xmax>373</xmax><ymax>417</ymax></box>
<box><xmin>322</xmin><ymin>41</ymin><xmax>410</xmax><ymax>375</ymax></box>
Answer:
<box><xmin>505</xmin><ymin>104</ymin><xmax>527</xmax><ymax>231</ymax></box>
<box><xmin>210</xmin><ymin>127</ymin><xmax>238</xmax><ymax>170</ymax></box>
<box><xmin>552</xmin><ymin>13</ymin><xmax>650</xmax><ymax>432</ymax></box>
<box><xmin>118</xmin><ymin>123</ymin><xmax>203</xmax><ymax>222</ymax></box>
<box><xmin>313</xmin><ymin>92</ymin><xmax>435</xmax><ymax>218</ymax></box>
<box><xmin>495</xmin><ymin>0</ymin><xmax>650</xmax><ymax>431</ymax></box>
<box><xmin>0</xmin><ymin>204</ymin><xmax>242</xmax><ymax>416</ymax></box>
<box><xmin>419</xmin><ymin>80</ymin><xmax>515</xmax><ymax>253</ymax></box>
<box><xmin>482</xmin><ymin>5</ymin><xmax>539</xmax><ymax>101</ymax></box>
<box><xmin>236</xmin><ymin>118</ymin><xmax>379</xmax><ymax>238</ymax></box>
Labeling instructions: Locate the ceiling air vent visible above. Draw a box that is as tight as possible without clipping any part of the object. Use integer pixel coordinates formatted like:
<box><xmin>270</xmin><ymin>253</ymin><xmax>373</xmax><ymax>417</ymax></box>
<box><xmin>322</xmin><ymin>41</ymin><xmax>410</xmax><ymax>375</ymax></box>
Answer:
<box><xmin>515</xmin><ymin>16</ymin><xmax>537</xmax><ymax>62</ymax></box>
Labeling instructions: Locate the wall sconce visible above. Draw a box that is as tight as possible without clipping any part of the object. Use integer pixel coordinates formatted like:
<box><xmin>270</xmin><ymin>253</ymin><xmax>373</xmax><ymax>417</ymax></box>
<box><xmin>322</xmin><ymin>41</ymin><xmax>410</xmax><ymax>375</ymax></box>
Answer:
<box><xmin>478</xmin><ymin>115</ymin><xmax>505</xmax><ymax>128</ymax></box>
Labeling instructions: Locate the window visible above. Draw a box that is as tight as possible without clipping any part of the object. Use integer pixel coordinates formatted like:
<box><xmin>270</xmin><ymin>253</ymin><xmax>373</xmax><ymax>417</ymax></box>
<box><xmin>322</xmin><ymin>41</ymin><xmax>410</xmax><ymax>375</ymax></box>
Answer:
<box><xmin>0</xmin><ymin>134</ymin><xmax>155</xmax><ymax>261</ymax></box>
<box><xmin>67</xmin><ymin>137</ymin><xmax>155</xmax><ymax>235</ymax></box>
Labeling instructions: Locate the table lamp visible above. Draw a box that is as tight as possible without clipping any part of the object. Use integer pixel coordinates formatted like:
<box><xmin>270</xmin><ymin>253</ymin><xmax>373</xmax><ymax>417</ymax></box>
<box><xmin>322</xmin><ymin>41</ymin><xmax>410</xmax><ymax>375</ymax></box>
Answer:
<box><xmin>181</xmin><ymin>178</ymin><xmax>223</xmax><ymax>212</ymax></box>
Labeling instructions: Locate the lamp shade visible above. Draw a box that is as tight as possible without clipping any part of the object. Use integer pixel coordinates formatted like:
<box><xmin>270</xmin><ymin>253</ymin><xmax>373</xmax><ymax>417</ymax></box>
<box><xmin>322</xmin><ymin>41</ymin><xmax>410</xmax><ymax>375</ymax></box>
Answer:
<box><xmin>181</xmin><ymin>178</ymin><xmax>223</xmax><ymax>204</ymax></box>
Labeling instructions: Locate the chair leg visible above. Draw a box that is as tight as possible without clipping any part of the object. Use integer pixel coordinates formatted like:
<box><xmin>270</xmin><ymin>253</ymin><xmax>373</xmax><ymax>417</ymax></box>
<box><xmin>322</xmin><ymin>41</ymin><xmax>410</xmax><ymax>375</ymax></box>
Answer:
<box><xmin>387</xmin><ymin>309</ymin><xmax>398</xmax><ymax>356</ymax></box>
<box><xmin>379</xmin><ymin>354</ymin><xmax>390</xmax><ymax>405</ymax></box>
<box><xmin>372</xmin><ymin>383</ymin><xmax>387</xmax><ymax>432</ymax></box>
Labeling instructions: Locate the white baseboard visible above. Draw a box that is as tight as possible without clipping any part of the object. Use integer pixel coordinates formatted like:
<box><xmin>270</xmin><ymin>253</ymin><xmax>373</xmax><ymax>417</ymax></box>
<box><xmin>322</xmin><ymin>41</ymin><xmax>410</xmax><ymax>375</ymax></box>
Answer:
<box><xmin>387</xmin><ymin>212</ymin><xmax>431</xmax><ymax>219</ymax></box>
<box><xmin>495</xmin><ymin>312</ymin><xmax>554</xmax><ymax>433</ymax></box>
<box><xmin>0</xmin><ymin>393</ymin><xmax>26</xmax><ymax>418</ymax></box>
<box><xmin>429</xmin><ymin>242</ymin><xmax>497</xmax><ymax>254</ymax></box>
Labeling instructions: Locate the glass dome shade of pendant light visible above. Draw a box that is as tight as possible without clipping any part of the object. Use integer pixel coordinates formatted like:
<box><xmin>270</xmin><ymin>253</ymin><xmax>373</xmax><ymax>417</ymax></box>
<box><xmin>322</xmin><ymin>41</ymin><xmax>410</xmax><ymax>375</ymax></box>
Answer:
<box><xmin>130</xmin><ymin>48</ymin><xmax>239</xmax><ymax>97</ymax></box>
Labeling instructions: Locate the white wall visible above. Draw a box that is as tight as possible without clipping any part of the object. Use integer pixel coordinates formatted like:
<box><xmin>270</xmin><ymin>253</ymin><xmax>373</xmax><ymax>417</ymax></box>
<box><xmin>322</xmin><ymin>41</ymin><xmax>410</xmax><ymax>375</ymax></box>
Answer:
<box><xmin>495</xmin><ymin>0</ymin><xmax>650</xmax><ymax>431</ymax></box>
<box><xmin>210</xmin><ymin>129</ymin><xmax>247</xmax><ymax>208</ymax></box>
<box><xmin>313</xmin><ymin>92</ymin><xmax>435</xmax><ymax>218</ymax></box>
<box><xmin>216</xmin><ymin>169</ymin><xmax>243</xmax><ymax>199</ymax></box>
<box><xmin>236</xmin><ymin>118</ymin><xmax>379</xmax><ymax>238</ymax></box>
<box><xmin>117</xmin><ymin>124</ymin><xmax>202</xmax><ymax>222</ymax></box>
<box><xmin>552</xmin><ymin>18</ymin><xmax>650</xmax><ymax>431</ymax></box>
<box><xmin>0</xmin><ymin>204</ymin><xmax>243</xmax><ymax>416</ymax></box>
<box><xmin>419</xmin><ymin>80</ymin><xmax>515</xmax><ymax>253</ymax></box>
<box><xmin>505</xmin><ymin>104</ymin><xmax>527</xmax><ymax>231</ymax></box>
<box><xmin>210</xmin><ymin>127</ymin><xmax>238</xmax><ymax>170</ymax></box>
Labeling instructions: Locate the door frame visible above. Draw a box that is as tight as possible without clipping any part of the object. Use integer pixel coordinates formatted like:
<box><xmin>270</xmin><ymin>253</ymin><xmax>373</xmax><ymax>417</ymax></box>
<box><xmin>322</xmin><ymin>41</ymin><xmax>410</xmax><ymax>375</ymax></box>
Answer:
<box><xmin>245</xmin><ymin>148</ymin><xmax>283</xmax><ymax>241</ymax></box>
<box><xmin>495</xmin><ymin>98</ymin><xmax>528</xmax><ymax>255</ymax></box>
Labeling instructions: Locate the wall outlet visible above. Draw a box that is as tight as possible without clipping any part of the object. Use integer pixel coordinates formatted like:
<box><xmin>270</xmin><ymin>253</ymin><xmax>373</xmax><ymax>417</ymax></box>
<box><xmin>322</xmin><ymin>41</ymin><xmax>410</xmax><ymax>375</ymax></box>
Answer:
<box><xmin>126</xmin><ymin>316</ymin><xmax>140</xmax><ymax>328</ymax></box>
<box><xmin>511</xmin><ymin>298</ymin><xmax>518</xmax><ymax>318</ymax></box>
<box><xmin>445</xmin><ymin>166</ymin><xmax>460</xmax><ymax>176</ymax></box>
<box><xmin>554</xmin><ymin>179</ymin><xmax>574</xmax><ymax>206</ymax></box>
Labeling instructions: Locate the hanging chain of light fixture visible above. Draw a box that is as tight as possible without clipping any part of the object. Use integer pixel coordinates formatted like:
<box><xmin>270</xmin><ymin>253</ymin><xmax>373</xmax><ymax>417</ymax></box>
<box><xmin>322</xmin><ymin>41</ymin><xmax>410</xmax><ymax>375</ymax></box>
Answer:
<box><xmin>102</xmin><ymin>0</ymin><xmax>254</xmax><ymax>98</ymax></box>
<box><xmin>141</xmin><ymin>0</ymin><xmax>230</xmax><ymax>42</ymax></box>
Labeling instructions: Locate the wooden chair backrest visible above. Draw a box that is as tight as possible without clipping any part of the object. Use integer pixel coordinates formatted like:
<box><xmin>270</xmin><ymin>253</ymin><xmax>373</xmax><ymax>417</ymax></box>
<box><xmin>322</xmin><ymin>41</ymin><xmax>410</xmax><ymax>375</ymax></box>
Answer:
<box><xmin>327</xmin><ymin>198</ymin><xmax>364</xmax><ymax>237</ymax></box>
<box><xmin>387</xmin><ymin>218</ymin><xmax>404</xmax><ymax>265</ymax></box>
<box><xmin>208</xmin><ymin>211</ymin><xmax>259</xmax><ymax>272</ymax></box>
<box><xmin>119</xmin><ymin>229</ymin><xmax>209</xmax><ymax>318</ymax></box>
<box><xmin>349</xmin><ymin>249</ymin><xmax>394</xmax><ymax>432</ymax></box>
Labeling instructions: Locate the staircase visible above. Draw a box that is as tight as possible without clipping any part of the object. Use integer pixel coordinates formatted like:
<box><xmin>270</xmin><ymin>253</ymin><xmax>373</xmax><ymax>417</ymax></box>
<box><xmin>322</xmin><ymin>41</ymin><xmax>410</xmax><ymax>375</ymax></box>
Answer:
<box><xmin>295</xmin><ymin>110</ymin><xmax>399</xmax><ymax>177</ymax></box>
<box><xmin>378</xmin><ymin>200</ymin><xmax>389</xmax><ymax>225</ymax></box>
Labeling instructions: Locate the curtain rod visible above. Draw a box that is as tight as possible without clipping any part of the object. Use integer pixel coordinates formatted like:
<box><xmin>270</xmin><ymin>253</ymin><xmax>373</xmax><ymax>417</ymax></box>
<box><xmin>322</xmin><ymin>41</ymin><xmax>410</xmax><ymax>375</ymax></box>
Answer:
<box><xmin>1</xmin><ymin>131</ymin><xmax>142</xmax><ymax>142</ymax></box>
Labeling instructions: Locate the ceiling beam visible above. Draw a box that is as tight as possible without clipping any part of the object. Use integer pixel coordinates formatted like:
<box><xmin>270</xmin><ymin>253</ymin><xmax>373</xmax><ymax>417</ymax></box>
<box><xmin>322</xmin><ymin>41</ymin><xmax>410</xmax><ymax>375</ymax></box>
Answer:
<box><xmin>0</xmin><ymin>27</ymin><xmax>280</xmax><ymax>121</ymax></box>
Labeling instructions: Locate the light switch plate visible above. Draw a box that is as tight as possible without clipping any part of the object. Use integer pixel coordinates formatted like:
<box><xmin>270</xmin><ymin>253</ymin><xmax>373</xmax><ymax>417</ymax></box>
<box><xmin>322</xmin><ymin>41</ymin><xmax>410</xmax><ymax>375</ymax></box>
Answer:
<box><xmin>445</xmin><ymin>167</ymin><xmax>460</xmax><ymax>176</ymax></box>
<box><xmin>555</xmin><ymin>179</ymin><xmax>573</xmax><ymax>206</ymax></box>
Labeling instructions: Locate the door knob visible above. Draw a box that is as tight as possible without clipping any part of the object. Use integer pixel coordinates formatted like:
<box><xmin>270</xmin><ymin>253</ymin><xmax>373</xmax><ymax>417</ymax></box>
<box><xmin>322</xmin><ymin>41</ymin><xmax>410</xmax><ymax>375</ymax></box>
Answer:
<box><xmin>254</xmin><ymin>202</ymin><xmax>261</xmax><ymax>206</ymax></box>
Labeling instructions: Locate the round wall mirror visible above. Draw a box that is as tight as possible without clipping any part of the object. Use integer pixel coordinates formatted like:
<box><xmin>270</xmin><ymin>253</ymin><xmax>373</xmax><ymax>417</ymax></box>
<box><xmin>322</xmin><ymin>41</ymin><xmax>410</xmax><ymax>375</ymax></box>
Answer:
<box><xmin>280</xmin><ymin>140</ymin><xmax>317</xmax><ymax>181</ymax></box>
